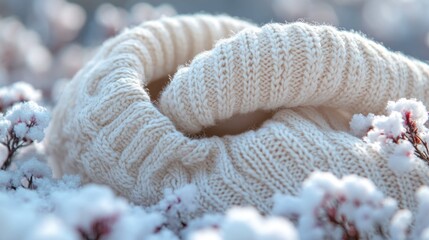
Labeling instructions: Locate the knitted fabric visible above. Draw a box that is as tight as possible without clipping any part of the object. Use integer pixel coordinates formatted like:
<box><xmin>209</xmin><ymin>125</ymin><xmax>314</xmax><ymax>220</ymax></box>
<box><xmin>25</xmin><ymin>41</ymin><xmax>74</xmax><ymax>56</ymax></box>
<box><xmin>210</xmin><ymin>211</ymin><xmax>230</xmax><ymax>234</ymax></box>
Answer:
<box><xmin>47</xmin><ymin>14</ymin><xmax>429</xmax><ymax>213</ymax></box>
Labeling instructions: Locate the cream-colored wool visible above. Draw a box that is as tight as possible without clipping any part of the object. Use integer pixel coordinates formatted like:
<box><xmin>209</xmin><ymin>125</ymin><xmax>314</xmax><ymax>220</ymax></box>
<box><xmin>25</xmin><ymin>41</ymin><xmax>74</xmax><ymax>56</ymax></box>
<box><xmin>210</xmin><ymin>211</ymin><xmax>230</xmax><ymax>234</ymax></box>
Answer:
<box><xmin>47</xmin><ymin>14</ymin><xmax>429</xmax><ymax>213</ymax></box>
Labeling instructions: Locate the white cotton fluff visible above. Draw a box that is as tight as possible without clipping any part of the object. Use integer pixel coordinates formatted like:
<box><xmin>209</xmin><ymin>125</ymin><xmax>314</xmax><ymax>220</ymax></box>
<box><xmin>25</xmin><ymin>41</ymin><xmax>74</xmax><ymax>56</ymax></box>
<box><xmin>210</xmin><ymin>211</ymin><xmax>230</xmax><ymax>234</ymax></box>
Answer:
<box><xmin>5</xmin><ymin>101</ymin><xmax>50</xmax><ymax>142</ymax></box>
<box><xmin>155</xmin><ymin>184</ymin><xmax>199</xmax><ymax>213</ymax></box>
<box><xmin>190</xmin><ymin>207</ymin><xmax>298</xmax><ymax>240</ymax></box>
<box><xmin>52</xmin><ymin>184</ymin><xmax>128</xmax><ymax>238</ymax></box>
<box><xmin>0</xmin><ymin>191</ymin><xmax>41</xmax><ymax>240</ymax></box>
<box><xmin>273</xmin><ymin>172</ymin><xmax>398</xmax><ymax>239</ymax></box>
<box><xmin>152</xmin><ymin>184</ymin><xmax>199</xmax><ymax>233</ymax></box>
<box><xmin>107</xmin><ymin>208</ymin><xmax>167</xmax><ymax>240</ymax></box>
<box><xmin>414</xmin><ymin>186</ymin><xmax>429</xmax><ymax>239</ymax></box>
<box><xmin>271</xmin><ymin>194</ymin><xmax>302</xmax><ymax>218</ymax></box>
<box><xmin>390</xmin><ymin>209</ymin><xmax>412</xmax><ymax>240</ymax></box>
<box><xmin>14</xmin><ymin>122</ymin><xmax>28</xmax><ymax>138</ymax></box>
<box><xmin>387</xmin><ymin>98</ymin><xmax>428</xmax><ymax>127</ymax></box>
<box><xmin>388</xmin><ymin>141</ymin><xmax>415</xmax><ymax>175</ymax></box>
<box><xmin>183</xmin><ymin>214</ymin><xmax>224</xmax><ymax>238</ymax></box>
<box><xmin>350</xmin><ymin>113</ymin><xmax>375</xmax><ymax>137</ymax></box>
<box><xmin>26</xmin><ymin>216</ymin><xmax>79</xmax><ymax>240</ymax></box>
<box><xmin>372</xmin><ymin>112</ymin><xmax>405</xmax><ymax>140</ymax></box>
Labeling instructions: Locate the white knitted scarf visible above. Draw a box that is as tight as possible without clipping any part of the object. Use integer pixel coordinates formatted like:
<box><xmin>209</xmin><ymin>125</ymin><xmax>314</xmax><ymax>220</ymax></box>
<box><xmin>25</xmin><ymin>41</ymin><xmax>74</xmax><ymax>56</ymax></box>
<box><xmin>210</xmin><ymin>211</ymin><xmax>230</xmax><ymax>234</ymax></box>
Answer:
<box><xmin>47</xmin><ymin>14</ymin><xmax>429</xmax><ymax>213</ymax></box>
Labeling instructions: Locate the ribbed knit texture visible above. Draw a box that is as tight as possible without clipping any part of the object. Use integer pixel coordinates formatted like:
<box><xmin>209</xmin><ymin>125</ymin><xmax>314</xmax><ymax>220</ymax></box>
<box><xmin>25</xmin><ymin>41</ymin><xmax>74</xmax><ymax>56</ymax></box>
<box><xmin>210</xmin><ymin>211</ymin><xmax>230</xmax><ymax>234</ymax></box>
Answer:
<box><xmin>47</xmin><ymin>14</ymin><xmax>429</xmax><ymax>213</ymax></box>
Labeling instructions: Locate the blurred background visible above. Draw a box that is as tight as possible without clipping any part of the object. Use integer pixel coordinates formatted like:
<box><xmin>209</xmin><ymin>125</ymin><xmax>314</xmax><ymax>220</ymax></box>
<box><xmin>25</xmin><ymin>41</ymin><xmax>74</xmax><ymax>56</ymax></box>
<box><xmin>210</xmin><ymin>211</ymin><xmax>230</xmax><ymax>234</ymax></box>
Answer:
<box><xmin>0</xmin><ymin>0</ymin><xmax>428</xmax><ymax>100</ymax></box>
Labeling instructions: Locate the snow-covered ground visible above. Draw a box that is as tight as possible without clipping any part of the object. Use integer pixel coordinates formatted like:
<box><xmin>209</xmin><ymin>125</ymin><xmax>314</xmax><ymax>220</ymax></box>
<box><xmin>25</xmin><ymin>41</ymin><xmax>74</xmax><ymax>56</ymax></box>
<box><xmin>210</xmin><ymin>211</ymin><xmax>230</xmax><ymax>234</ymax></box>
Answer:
<box><xmin>1</xmin><ymin>0</ymin><xmax>429</xmax><ymax>239</ymax></box>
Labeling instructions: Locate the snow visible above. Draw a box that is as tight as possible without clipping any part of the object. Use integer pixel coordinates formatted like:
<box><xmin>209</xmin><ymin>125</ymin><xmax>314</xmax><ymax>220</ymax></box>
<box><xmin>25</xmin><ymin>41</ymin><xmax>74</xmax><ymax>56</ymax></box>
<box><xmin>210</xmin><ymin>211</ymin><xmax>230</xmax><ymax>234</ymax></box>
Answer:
<box><xmin>1</xmin><ymin>1</ymin><xmax>429</xmax><ymax>239</ymax></box>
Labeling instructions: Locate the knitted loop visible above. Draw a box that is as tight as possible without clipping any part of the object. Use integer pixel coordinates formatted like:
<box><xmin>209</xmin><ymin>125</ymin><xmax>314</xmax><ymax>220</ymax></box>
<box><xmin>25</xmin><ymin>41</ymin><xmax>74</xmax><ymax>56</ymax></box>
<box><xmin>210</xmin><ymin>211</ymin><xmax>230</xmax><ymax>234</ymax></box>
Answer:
<box><xmin>159</xmin><ymin>22</ymin><xmax>429</xmax><ymax>134</ymax></box>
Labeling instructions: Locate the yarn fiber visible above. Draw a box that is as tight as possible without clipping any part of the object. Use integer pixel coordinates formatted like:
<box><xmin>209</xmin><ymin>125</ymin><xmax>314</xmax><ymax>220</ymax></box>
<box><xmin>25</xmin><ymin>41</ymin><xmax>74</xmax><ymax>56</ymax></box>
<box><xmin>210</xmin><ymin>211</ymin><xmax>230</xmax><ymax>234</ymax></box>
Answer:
<box><xmin>47</xmin><ymin>14</ymin><xmax>429</xmax><ymax>213</ymax></box>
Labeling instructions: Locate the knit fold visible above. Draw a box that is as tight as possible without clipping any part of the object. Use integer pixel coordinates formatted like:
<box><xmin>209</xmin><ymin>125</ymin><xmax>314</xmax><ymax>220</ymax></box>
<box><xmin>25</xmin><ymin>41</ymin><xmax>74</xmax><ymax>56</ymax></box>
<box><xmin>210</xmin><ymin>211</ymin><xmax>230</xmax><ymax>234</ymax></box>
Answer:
<box><xmin>47</xmin><ymin>14</ymin><xmax>429</xmax><ymax>213</ymax></box>
<box><xmin>159</xmin><ymin>22</ymin><xmax>429</xmax><ymax>134</ymax></box>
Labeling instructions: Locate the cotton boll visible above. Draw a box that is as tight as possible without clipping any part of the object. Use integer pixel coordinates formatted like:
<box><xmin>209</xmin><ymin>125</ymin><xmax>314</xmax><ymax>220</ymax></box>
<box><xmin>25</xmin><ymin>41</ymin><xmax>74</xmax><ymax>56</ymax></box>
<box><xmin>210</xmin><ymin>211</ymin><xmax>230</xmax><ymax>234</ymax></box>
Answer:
<box><xmin>300</xmin><ymin>187</ymin><xmax>325</xmax><ymax>212</ymax></box>
<box><xmin>221</xmin><ymin>207</ymin><xmax>298</xmax><ymax>240</ymax></box>
<box><xmin>5</xmin><ymin>101</ymin><xmax>50</xmax><ymax>142</ymax></box>
<box><xmin>354</xmin><ymin>205</ymin><xmax>374</xmax><ymax>231</ymax></box>
<box><xmin>0</xmin><ymin>193</ymin><xmax>40</xmax><ymax>240</ymax></box>
<box><xmin>297</xmin><ymin>215</ymin><xmax>325</xmax><ymax>240</ymax></box>
<box><xmin>341</xmin><ymin>175</ymin><xmax>379</xmax><ymax>203</ymax></box>
<box><xmin>303</xmin><ymin>171</ymin><xmax>341</xmax><ymax>193</ymax></box>
<box><xmin>171</xmin><ymin>184</ymin><xmax>199</xmax><ymax>213</ymax></box>
<box><xmin>27</xmin><ymin>125</ymin><xmax>46</xmax><ymax>142</ymax></box>
<box><xmin>221</xmin><ymin>207</ymin><xmax>260</xmax><ymax>240</ymax></box>
<box><xmin>372</xmin><ymin>112</ymin><xmax>405</xmax><ymax>139</ymax></box>
<box><xmin>387</xmin><ymin>98</ymin><xmax>428</xmax><ymax>126</ymax></box>
<box><xmin>390</xmin><ymin>209</ymin><xmax>412</xmax><ymax>240</ymax></box>
<box><xmin>107</xmin><ymin>208</ymin><xmax>165</xmax><ymax>240</ymax></box>
<box><xmin>257</xmin><ymin>217</ymin><xmax>298</xmax><ymax>240</ymax></box>
<box><xmin>52</xmin><ymin>184</ymin><xmax>128</xmax><ymax>239</ymax></box>
<box><xmin>27</xmin><ymin>215</ymin><xmax>79</xmax><ymax>240</ymax></box>
<box><xmin>414</xmin><ymin>186</ymin><xmax>429</xmax><ymax>237</ymax></box>
<box><xmin>366</xmin><ymin>128</ymin><xmax>384</xmax><ymax>143</ymax></box>
<box><xmin>350</xmin><ymin>113</ymin><xmax>375</xmax><ymax>137</ymax></box>
<box><xmin>281</xmin><ymin>171</ymin><xmax>398</xmax><ymax>239</ymax></box>
<box><xmin>388</xmin><ymin>141</ymin><xmax>415</xmax><ymax>175</ymax></box>
<box><xmin>183</xmin><ymin>214</ymin><xmax>224</xmax><ymax>238</ymax></box>
<box><xmin>13</xmin><ymin>122</ymin><xmax>28</xmax><ymax>138</ymax></box>
<box><xmin>374</xmin><ymin>198</ymin><xmax>398</xmax><ymax>222</ymax></box>
<box><xmin>153</xmin><ymin>184</ymin><xmax>199</xmax><ymax>233</ymax></box>
<box><xmin>272</xmin><ymin>194</ymin><xmax>301</xmax><ymax>217</ymax></box>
